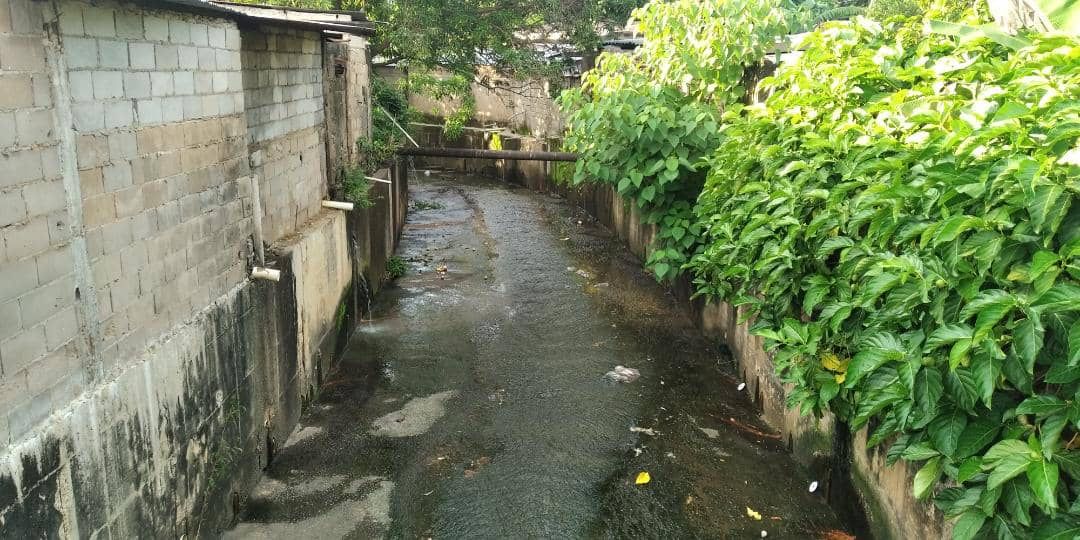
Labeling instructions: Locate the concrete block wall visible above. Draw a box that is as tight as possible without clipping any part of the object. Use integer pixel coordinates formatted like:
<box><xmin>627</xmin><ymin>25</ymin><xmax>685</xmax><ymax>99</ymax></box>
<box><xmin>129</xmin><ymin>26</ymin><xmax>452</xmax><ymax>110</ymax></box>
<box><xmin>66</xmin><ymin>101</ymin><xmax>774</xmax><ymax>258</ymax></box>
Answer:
<box><xmin>0</xmin><ymin>0</ymin><xmax>399</xmax><ymax>536</ymax></box>
<box><xmin>241</xmin><ymin>25</ymin><xmax>327</xmax><ymax>243</ymax></box>
<box><xmin>323</xmin><ymin>34</ymin><xmax>371</xmax><ymax>193</ymax></box>
<box><xmin>56</xmin><ymin>0</ymin><xmax>253</xmax><ymax>377</ymax></box>
<box><xmin>0</xmin><ymin>0</ymin><xmax>82</xmax><ymax>456</ymax></box>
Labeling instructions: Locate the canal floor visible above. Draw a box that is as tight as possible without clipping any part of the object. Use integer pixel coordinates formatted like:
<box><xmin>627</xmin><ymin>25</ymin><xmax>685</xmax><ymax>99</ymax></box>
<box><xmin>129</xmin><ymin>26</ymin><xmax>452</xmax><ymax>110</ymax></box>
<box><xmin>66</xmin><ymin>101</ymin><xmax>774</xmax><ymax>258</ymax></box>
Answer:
<box><xmin>223</xmin><ymin>172</ymin><xmax>851</xmax><ymax>539</ymax></box>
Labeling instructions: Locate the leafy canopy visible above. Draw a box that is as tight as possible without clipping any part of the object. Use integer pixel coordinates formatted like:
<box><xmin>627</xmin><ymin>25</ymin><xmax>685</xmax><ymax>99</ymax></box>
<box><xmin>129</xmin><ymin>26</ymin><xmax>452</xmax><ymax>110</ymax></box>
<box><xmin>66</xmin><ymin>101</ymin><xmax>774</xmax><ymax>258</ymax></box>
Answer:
<box><xmin>559</xmin><ymin>0</ymin><xmax>1080</xmax><ymax>536</ymax></box>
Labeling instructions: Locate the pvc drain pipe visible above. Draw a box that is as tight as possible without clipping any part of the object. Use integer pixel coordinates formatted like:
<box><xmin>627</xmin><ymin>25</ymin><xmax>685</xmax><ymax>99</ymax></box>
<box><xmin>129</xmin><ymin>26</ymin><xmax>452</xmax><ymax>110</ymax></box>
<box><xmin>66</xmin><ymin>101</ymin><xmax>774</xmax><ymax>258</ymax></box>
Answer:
<box><xmin>251</xmin><ymin>267</ymin><xmax>281</xmax><ymax>282</ymax></box>
<box><xmin>322</xmin><ymin>200</ymin><xmax>354</xmax><ymax>211</ymax></box>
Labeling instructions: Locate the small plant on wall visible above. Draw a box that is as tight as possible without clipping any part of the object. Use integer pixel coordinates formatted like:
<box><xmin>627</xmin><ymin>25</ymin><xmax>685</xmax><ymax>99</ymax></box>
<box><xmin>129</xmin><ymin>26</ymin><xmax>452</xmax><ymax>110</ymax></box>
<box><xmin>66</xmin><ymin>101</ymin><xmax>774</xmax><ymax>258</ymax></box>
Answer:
<box><xmin>386</xmin><ymin>256</ymin><xmax>407</xmax><ymax>280</ymax></box>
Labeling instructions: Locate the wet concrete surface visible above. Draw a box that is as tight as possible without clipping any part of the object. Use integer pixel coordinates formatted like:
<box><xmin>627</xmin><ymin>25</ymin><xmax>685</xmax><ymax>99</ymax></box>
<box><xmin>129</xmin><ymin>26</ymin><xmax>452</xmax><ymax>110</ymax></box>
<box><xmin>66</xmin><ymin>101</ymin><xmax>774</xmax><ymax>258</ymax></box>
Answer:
<box><xmin>224</xmin><ymin>172</ymin><xmax>852</xmax><ymax>539</ymax></box>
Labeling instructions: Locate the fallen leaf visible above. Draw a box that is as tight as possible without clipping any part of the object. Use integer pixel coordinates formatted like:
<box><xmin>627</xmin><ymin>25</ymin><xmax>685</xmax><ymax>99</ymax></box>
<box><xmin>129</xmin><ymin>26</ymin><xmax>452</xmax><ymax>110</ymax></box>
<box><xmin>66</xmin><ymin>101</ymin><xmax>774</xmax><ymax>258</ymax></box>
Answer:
<box><xmin>746</xmin><ymin>507</ymin><xmax>762</xmax><ymax>520</ymax></box>
<box><xmin>819</xmin><ymin>531</ymin><xmax>856</xmax><ymax>540</ymax></box>
<box><xmin>635</xmin><ymin>471</ymin><xmax>651</xmax><ymax>485</ymax></box>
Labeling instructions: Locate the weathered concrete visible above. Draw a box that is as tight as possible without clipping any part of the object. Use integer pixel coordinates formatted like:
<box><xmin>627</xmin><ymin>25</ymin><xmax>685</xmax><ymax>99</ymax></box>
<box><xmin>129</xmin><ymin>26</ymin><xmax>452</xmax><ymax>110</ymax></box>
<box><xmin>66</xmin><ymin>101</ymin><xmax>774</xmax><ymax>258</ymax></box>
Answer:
<box><xmin>377</xmin><ymin>67</ymin><xmax>565</xmax><ymax>138</ymax></box>
<box><xmin>0</xmin><ymin>0</ymin><xmax>406</xmax><ymax>535</ymax></box>
<box><xmin>409</xmin><ymin>123</ymin><xmax>947</xmax><ymax>539</ymax></box>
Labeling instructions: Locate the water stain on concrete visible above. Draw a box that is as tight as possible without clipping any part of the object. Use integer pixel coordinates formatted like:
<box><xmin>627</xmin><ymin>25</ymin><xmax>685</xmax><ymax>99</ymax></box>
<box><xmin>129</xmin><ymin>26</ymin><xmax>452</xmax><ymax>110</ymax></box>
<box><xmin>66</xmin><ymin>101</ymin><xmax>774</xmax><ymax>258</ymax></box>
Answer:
<box><xmin>224</xmin><ymin>480</ymin><xmax>393</xmax><ymax>539</ymax></box>
<box><xmin>282</xmin><ymin>425</ymin><xmax>324</xmax><ymax>448</ymax></box>
<box><xmin>370</xmin><ymin>390</ymin><xmax>458</xmax><ymax>438</ymax></box>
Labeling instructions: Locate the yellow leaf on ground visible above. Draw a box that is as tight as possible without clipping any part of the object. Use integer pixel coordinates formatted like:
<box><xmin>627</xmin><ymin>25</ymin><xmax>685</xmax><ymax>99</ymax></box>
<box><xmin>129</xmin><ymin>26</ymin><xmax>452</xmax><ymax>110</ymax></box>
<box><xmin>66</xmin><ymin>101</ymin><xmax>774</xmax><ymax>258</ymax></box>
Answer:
<box><xmin>635</xmin><ymin>471</ymin><xmax>651</xmax><ymax>485</ymax></box>
<box><xmin>746</xmin><ymin>507</ymin><xmax>762</xmax><ymax>520</ymax></box>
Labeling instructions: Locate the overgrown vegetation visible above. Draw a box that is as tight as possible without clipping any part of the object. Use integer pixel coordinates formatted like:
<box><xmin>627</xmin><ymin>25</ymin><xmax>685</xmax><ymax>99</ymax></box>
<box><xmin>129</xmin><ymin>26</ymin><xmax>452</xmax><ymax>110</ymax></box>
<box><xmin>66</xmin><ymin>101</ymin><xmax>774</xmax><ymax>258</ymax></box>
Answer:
<box><xmin>561</xmin><ymin>0</ymin><xmax>1080</xmax><ymax>537</ymax></box>
<box><xmin>345</xmin><ymin>77</ymin><xmax>411</xmax><ymax>206</ymax></box>
<box><xmin>386</xmin><ymin>256</ymin><xmax>407</xmax><ymax>280</ymax></box>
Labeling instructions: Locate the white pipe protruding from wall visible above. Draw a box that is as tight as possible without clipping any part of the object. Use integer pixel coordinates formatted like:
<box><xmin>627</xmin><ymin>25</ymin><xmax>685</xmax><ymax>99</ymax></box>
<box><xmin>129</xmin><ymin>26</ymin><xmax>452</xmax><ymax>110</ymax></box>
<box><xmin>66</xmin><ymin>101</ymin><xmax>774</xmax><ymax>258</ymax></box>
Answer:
<box><xmin>322</xmin><ymin>200</ymin><xmax>355</xmax><ymax>211</ymax></box>
<box><xmin>365</xmin><ymin>176</ymin><xmax>394</xmax><ymax>222</ymax></box>
<box><xmin>251</xmin><ymin>267</ymin><xmax>281</xmax><ymax>282</ymax></box>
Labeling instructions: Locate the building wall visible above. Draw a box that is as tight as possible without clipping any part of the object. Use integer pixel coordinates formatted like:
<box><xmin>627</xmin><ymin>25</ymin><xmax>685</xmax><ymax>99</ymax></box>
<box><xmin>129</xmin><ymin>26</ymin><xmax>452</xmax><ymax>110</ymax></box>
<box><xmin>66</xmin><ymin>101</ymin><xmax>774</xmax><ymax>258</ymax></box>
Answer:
<box><xmin>323</xmin><ymin>34</ymin><xmax>371</xmax><ymax>196</ymax></box>
<box><xmin>377</xmin><ymin>66</ymin><xmax>565</xmax><ymax>138</ymax></box>
<box><xmin>0</xmin><ymin>1</ymin><xmax>398</xmax><ymax>536</ymax></box>
<box><xmin>241</xmin><ymin>25</ymin><xmax>326</xmax><ymax>243</ymax></box>
<box><xmin>0</xmin><ymin>0</ymin><xmax>79</xmax><ymax>452</ymax></box>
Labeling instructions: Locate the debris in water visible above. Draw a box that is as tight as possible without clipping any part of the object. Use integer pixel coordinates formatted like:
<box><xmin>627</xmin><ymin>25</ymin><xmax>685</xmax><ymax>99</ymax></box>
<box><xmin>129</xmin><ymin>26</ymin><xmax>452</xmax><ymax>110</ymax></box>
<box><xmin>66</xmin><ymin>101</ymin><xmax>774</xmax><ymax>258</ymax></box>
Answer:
<box><xmin>699</xmin><ymin>427</ymin><xmax>720</xmax><ymax>439</ymax></box>
<box><xmin>634</xmin><ymin>471</ymin><xmax>651</xmax><ymax>485</ymax></box>
<box><xmin>665</xmin><ymin>452</ymin><xmax>675</xmax><ymax>459</ymax></box>
<box><xmin>560</xmin><ymin>237</ymin><xmax>570</xmax><ymax>241</ymax></box>
<box><xmin>604</xmin><ymin>365</ymin><xmax>640</xmax><ymax>383</ymax></box>
<box><xmin>566</xmin><ymin>266</ymin><xmax>576</xmax><ymax>272</ymax></box>
<box><xmin>746</xmin><ymin>507</ymin><xmax>762</xmax><ymax>520</ymax></box>
<box><xmin>809</xmin><ymin>481</ymin><xmax>819</xmax><ymax>493</ymax></box>
<box><xmin>424</xmin><ymin>170</ymin><xmax>431</xmax><ymax>176</ymax></box>
<box><xmin>595</xmin><ymin>282</ymin><xmax>610</xmax><ymax>288</ymax></box>
<box><xmin>737</xmin><ymin>382</ymin><xmax>746</xmax><ymax>391</ymax></box>
<box><xmin>576</xmin><ymin>219</ymin><xmax>583</xmax><ymax>225</ymax></box>
<box><xmin>575</xmin><ymin>269</ymin><xmax>593</xmax><ymax>279</ymax></box>
<box><xmin>463</xmin><ymin>456</ymin><xmax>491</xmax><ymax>478</ymax></box>
<box><xmin>633</xmin><ymin>447</ymin><xmax>643</xmax><ymax>457</ymax></box>
<box><xmin>761</xmin><ymin>531</ymin><xmax>768</xmax><ymax>538</ymax></box>
<box><xmin>436</xmin><ymin>264</ymin><xmax>448</xmax><ymax>273</ymax></box>
<box><xmin>630</xmin><ymin>426</ymin><xmax>658</xmax><ymax>436</ymax></box>
<box><xmin>819</xmin><ymin>530</ymin><xmax>856</xmax><ymax>540</ymax></box>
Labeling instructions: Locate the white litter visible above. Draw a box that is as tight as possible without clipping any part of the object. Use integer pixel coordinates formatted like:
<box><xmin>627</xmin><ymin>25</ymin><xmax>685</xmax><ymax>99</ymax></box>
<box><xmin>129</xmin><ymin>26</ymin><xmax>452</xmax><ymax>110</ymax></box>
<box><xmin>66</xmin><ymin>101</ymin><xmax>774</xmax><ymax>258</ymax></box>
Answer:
<box><xmin>761</xmin><ymin>531</ymin><xmax>768</xmax><ymax>538</ymax></box>
<box><xmin>809</xmin><ymin>481</ymin><xmax>819</xmax><ymax>493</ymax></box>
<box><xmin>604</xmin><ymin>365</ymin><xmax>641</xmax><ymax>383</ymax></box>
<box><xmin>630</xmin><ymin>426</ymin><xmax>658</xmax><ymax>436</ymax></box>
<box><xmin>737</xmin><ymin>382</ymin><xmax>746</xmax><ymax>391</ymax></box>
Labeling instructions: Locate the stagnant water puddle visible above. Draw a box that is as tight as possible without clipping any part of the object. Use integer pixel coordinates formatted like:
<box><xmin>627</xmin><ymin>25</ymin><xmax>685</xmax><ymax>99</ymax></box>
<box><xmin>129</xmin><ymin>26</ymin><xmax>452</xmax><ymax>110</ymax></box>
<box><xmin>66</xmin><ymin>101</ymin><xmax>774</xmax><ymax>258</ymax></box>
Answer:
<box><xmin>224</xmin><ymin>172</ymin><xmax>860</xmax><ymax>539</ymax></box>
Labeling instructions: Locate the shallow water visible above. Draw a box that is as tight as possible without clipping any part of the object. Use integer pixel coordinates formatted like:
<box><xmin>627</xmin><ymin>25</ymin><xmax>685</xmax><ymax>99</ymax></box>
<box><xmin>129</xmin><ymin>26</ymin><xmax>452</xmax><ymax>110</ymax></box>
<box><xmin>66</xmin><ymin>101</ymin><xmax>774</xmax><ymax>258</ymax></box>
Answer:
<box><xmin>225</xmin><ymin>172</ymin><xmax>852</xmax><ymax>539</ymax></box>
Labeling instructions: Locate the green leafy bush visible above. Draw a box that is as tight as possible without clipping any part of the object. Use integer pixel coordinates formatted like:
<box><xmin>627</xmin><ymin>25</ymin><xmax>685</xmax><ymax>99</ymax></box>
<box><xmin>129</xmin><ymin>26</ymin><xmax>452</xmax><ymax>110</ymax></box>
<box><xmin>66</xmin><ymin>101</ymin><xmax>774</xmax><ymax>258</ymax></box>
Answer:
<box><xmin>560</xmin><ymin>0</ymin><xmax>1080</xmax><ymax>534</ymax></box>
<box><xmin>386</xmin><ymin>256</ymin><xmax>407</xmax><ymax>279</ymax></box>
<box><xmin>343</xmin><ymin>166</ymin><xmax>375</xmax><ymax>208</ymax></box>
<box><xmin>688</xmin><ymin>17</ymin><xmax>1080</xmax><ymax>539</ymax></box>
<box><xmin>559</xmin><ymin>0</ymin><xmax>789</xmax><ymax>280</ymax></box>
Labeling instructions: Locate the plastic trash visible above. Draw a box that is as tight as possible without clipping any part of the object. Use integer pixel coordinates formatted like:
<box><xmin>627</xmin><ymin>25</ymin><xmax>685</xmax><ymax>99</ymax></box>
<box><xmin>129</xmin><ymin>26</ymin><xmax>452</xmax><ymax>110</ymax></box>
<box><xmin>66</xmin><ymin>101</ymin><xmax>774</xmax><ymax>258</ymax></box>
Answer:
<box><xmin>635</xmin><ymin>471</ymin><xmax>651</xmax><ymax>485</ymax></box>
<box><xmin>630</xmin><ymin>426</ymin><xmax>658</xmax><ymax>436</ymax></box>
<box><xmin>737</xmin><ymin>382</ymin><xmax>746</xmax><ymax>391</ymax></box>
<box><xmin>809</xmin><ymin>481</ymin><xmax>819</xmax><ymax>493</ymax></box>
<box><xmin>604</xmin><ymin>365</ymin><xmax>640</xmax><ymax>383</ymax></box>
<box><xmin>746</xmin><ymin>507</ymin><xmax>762</xmax><ymax>520</ymax></box>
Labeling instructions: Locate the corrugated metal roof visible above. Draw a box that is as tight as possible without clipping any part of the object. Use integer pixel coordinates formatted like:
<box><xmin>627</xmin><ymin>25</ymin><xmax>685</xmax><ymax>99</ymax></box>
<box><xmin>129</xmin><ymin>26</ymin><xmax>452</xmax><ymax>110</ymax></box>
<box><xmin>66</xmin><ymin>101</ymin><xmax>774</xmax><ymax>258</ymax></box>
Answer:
<box><xmin>210</xmin><ymin>1</ymin><xmax>367</xmax><ymax>20</ymax></box>
<box><xmin>146</xmin><ymin>0</ymin><xmax>375</xmax><ymax>36</ymax></box>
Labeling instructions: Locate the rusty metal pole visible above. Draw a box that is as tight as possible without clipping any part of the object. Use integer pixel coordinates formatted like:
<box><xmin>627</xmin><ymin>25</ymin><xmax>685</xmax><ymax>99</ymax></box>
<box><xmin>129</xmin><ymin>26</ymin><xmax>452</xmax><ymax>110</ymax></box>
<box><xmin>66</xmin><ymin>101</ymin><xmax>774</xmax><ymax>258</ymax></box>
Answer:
<box><xmin>398</xmin><ymin>147</ymin><xmax>579</xmax><ymax>161</ymax></box>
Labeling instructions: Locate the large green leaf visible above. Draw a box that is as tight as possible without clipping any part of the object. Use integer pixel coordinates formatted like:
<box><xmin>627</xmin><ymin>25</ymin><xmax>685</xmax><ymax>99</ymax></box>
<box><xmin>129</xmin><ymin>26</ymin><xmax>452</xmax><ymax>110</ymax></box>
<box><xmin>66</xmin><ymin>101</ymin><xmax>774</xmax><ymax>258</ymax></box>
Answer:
<box><xmin>955</xmin><ymin>416</ymin><xmax>1002</xmax><ymax>460</ymax></box>
<box><xmin>1001</xmin><ymin>479</ymin><xmax>1034</xmax><ymax>527</ymax></box>
<box><xmin>988</xmin><ymin>453</ymin><xmax>1033</xmax><ymax>490</ymax></box>
<box><xmin>1013</xmin><ymin>317</ymin><xmax>1045</xmax><ymax>369</ymax></box>
<box><xmin>1026</xmin><ymin>459</ymin><xmax>1060</xmax><ymax>511</ymax></box>
<box><xmin>914</xmin><ymin>456</ymin><xmax>943</xmax><ymax>499</ymax></box>
<box><xmin>952</xmin><ymin>508</ymin><xmax>988</xmax><ymax>540</ymax></box>
<box><xmin>1034</xmin><ymin>517</ymin><xmax>1080</xmax><ymax>540</ymax></box>
<box><xmin>930</xmin><ymin>410</ymin><xmax>969</xmax><ymax>458</ymax></box>
<box><xmin>1032</xmin><ymin>283</ymin><xmax>1080</xmax><ymax>314</ymax></box>
<box><xmin>1015</xmin><ymin>395</ymin><xmax>1067</xmax><ymax>417</ymax></box>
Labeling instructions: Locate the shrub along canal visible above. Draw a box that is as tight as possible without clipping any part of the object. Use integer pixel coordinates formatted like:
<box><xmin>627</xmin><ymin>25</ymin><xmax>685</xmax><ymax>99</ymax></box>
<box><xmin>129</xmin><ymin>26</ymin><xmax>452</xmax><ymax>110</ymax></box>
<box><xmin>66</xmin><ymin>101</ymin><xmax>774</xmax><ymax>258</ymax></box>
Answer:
<box><xmin>224</xmin><ymin>172</ymin><xmax>856</xmax><ymax>538</ymax></box>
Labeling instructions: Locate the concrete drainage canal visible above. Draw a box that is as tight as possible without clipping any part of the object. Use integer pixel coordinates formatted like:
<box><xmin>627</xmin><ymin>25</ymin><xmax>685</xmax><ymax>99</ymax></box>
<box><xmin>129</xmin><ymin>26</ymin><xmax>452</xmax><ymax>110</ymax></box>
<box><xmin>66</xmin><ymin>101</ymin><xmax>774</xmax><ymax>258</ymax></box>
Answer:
<box><xmin>223</xmin><ymin>170</ymin><xmax>866</xmax><ymax>539</ymax></box>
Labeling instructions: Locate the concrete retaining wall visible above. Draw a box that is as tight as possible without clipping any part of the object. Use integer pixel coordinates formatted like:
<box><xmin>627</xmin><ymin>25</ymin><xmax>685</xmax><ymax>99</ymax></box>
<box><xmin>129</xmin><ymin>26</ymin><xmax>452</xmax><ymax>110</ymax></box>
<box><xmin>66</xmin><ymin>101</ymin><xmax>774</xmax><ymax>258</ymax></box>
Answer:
<box><xmin>0</xmin><ymin>0</ymin><xmax>405</xmax><ymax>536</ymax></box>
<box><xmin>409</xmin><ymin>123</ymin><xmax>946</xmax><ymax>540</ymax></box>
